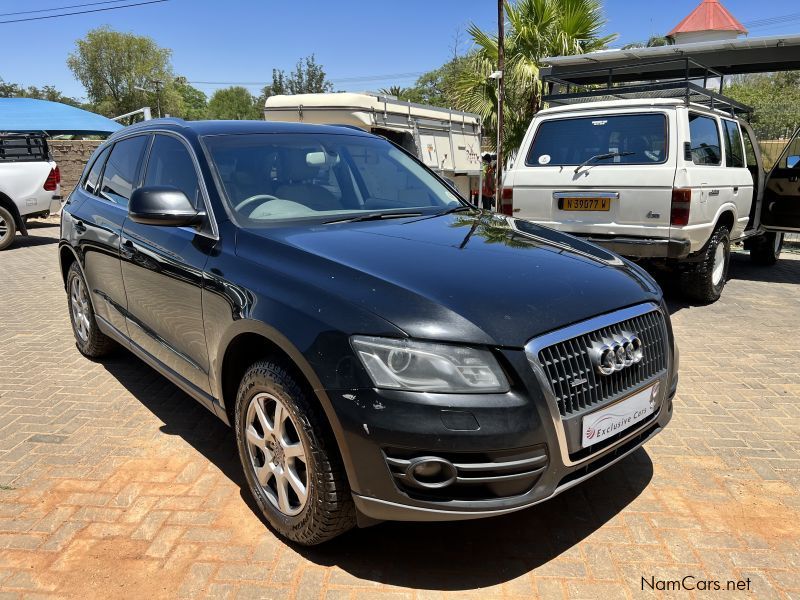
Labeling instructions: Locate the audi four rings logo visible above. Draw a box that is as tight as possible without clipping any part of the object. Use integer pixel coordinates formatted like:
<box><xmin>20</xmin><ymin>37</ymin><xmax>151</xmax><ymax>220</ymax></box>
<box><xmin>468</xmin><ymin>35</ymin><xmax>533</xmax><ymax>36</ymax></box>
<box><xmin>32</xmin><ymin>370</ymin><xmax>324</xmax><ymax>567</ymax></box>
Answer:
<box><xmin>590</xmin><ymin>333</ymin><xmax>643</xmax><ymax>375</ymax></box>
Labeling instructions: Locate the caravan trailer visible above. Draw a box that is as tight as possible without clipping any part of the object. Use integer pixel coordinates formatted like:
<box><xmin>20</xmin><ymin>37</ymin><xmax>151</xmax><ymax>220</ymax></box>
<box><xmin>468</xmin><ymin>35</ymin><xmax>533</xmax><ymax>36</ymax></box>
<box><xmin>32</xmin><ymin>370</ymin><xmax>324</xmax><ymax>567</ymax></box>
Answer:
<box><xmin>264</xmin><ymin>93</ymin><xmax>483</xmax><ymax>200</ymax></box>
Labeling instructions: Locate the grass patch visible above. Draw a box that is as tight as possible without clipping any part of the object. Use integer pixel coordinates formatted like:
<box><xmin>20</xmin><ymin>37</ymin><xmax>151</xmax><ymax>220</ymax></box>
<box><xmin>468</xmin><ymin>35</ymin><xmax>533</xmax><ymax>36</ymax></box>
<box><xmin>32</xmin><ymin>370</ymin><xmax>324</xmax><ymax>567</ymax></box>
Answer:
<box><xmin>0</xmin><ymin>484</ymin><xmax>15</xmax><ymax>491</ymax></box>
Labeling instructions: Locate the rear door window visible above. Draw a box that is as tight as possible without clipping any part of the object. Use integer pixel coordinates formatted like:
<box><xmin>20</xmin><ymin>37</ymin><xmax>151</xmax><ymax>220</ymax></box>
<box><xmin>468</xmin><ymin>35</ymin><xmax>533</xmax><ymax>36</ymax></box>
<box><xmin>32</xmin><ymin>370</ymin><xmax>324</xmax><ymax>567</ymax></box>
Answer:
<box><xmin>84</xmin><ymin>146</ymin><xmax>111</xmax><ymax>195</ymax></box>
<box><xmin>99</xmin><ymin>135</ymin><xmax>149</xmax><ymax>207</ymax></box>
<box><xmin>143</xmin><ymin>135</ymin><xmax>202</xmax><ymax>208</ymax></box>
<box><xmin>688</xmin><ymin>114</ymin><xmax>722</xmax><ymax>166</ymax></box>
<box><xmin>525</xmin><ymin>113</ymin><xmax>668</xmax><ymax>167</ymax></box>
<box><xmin>722</xmin><ymin>120</ymin><xmax>745</xmax><ymax>168</ymax></box>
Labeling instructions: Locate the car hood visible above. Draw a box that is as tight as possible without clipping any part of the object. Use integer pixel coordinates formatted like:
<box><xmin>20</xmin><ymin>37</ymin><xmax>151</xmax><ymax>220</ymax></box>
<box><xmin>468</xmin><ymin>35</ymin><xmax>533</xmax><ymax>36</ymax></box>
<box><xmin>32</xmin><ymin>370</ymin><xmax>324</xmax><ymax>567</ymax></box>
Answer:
<box><xmin>237</xmin><ymin>210</ymin><xmax>662</xmax><ymax>347</ymax></box>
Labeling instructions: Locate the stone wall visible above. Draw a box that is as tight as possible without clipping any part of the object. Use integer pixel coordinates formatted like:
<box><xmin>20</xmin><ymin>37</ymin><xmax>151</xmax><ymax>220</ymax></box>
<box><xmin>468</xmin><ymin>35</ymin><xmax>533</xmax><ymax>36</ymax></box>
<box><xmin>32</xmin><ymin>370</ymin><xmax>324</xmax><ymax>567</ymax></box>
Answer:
<box><xmin>48</xmin><ymin>139</ymin><xmax>103</xmax><ymax>197</ymax></box>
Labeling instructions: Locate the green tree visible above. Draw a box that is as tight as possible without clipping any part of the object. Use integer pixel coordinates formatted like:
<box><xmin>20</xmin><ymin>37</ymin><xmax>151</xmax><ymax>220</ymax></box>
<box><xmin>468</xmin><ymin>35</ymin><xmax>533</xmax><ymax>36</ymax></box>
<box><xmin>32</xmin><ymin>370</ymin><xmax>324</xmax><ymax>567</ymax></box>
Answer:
<box><xmin>173</xmin><ymin>76</ymin><xmax>208</xmax><ymax>120</ymax></box>
<box><xmin>621</xmin><ymin>35</ymin><xmax>671</xmax><ymax>50</ymax></box>
<box><xmin>284</xmin><ymin>54</ymin><xmax>333</xmax><ymax>95</ymax></box>
<box><xmin>402</xmin><ymin>58</ymin><xmax>468</xmax><ymax>107</ymax></box>
<box><xmin>208</xmin><ymin>86</ymin><xmax>261</xmax><ymax>120</ymax></box>
<box><xmin>67</xmin><ymin>26</ymin><xmax>181</xmax><ymax>117</ymax></box>
<box><xmin>0</xmin><ymin>78</ymin><xmax>81</xmax><ymax>106</ymax></box>
<box><xmin>727</xmin><ymin>72</ymin><xmax>800</xmax><ymax>140</ymax></box>
<box><xmin>378</xmin><ymin>85</ymin><xmax>408</xmax><ymax>99</ymax></box>
<box><xmin>453</xmin><ymin>0</ymin><xmax>616</xmax><ymax>158</ymax></box>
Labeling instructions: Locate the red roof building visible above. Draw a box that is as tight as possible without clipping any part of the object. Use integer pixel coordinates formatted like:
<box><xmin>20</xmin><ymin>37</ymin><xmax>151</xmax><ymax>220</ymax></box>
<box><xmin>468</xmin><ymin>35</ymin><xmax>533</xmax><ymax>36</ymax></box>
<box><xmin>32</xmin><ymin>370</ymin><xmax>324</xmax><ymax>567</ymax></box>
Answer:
<box><xmin>667</xmin><ymin>0</ymin><xmax>747</xmax><ymax>44</ymax></box>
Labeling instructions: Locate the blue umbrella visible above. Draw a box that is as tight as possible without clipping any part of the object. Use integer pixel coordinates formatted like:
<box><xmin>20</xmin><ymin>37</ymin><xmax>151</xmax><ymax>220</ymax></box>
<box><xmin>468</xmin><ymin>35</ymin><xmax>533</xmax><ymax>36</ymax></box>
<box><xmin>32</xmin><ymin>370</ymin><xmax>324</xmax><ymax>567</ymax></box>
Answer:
<box><xmin>0</xmin><ymin>98</ymin><xmax>123</xmax><ymax>135</ymax></box>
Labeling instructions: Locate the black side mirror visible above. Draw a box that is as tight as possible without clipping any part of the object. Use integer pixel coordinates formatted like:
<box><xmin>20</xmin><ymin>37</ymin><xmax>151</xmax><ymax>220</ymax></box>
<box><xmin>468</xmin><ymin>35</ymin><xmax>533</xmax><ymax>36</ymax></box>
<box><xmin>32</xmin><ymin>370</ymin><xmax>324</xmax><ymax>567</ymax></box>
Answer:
<box><xmin>128</xmin><ymin>186</ymin><xmax>203</xmax><ymax>227</ymax></box>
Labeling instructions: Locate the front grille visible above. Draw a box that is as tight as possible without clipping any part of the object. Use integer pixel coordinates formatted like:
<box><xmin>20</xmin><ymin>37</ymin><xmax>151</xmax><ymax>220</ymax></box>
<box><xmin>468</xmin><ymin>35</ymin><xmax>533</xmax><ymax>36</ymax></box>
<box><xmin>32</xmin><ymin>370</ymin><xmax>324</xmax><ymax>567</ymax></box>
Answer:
<box><xmin>534</xmin><ymin>309</ymin><xmax>668</xmax><ymax>417</ymax></box>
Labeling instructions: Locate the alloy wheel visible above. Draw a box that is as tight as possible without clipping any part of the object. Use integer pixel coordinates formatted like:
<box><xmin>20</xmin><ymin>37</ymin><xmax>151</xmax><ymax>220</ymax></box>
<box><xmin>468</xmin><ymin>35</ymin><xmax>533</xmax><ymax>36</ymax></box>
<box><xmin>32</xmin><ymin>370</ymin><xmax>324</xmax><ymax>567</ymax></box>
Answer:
<box><xmin>0</xmin><ymin>215</ymin><xmax>8</xmax><ymax>242</ymax></box>
<box><xmin>70</xmin><ymin>275</ymin><xmax>91</xmax><ymax>343</ymax></box>
<box><xmin>244</xmin><ymin>392</ymin><xmax>309</xmax><ymax>516</ymax></box>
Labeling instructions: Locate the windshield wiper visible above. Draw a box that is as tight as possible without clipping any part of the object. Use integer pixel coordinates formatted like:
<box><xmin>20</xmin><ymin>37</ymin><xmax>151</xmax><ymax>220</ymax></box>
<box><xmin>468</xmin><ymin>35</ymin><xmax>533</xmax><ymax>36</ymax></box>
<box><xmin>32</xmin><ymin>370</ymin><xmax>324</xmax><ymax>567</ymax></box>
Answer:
<box><xmin>323</xmin><ymin>211</ymin><xmax>423</xmax><ymax>225</ymax></box>
<box><xmin>574</xmin><ymin>151</ymin><xmax>634</xmax><ymax>173</ymax></box>
<box><xmin>435</xmin><ymin>204</ymin><xmax>473</xmax><ymax>216</ymax></box>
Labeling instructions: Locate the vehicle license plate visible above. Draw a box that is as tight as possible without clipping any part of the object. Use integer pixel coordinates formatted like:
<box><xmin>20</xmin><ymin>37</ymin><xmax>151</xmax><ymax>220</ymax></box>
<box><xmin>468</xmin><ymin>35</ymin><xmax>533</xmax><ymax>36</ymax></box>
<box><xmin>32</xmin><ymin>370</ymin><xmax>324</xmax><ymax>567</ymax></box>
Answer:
<box><xmin>561</xmin><ymin>197</ymin><xmax>611</xmax><ymax>211</ymax></box>
<box><xmin>581</xmin><ymin>382</ymin><xmax>659</xmax><ymax>448</ymax></box>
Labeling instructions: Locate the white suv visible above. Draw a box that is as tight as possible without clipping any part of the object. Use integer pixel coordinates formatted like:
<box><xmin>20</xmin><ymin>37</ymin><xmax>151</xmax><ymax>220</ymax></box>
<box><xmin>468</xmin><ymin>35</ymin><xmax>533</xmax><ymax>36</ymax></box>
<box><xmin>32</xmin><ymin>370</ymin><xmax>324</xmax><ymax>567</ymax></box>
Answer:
<box><xmin>503</xmin><ymin>99</ymin><xmax>793</xmax><ymax>302</ymax></box>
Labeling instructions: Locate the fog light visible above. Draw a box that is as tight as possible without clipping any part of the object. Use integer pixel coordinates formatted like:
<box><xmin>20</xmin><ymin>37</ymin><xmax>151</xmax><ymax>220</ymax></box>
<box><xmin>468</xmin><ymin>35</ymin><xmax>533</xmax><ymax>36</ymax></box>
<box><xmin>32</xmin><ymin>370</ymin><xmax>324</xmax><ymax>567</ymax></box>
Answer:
<box><xmin>404</xmin><ymin>457</ymin><xmax>457</xmax><ymax>489</ymax></box>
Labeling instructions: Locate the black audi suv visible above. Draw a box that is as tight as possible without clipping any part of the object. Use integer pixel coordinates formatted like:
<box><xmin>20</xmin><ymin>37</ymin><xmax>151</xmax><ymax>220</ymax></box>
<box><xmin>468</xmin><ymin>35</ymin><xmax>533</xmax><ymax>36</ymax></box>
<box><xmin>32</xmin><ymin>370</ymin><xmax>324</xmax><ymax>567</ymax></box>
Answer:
<box><xmin>59</xmin><ymin>119</ymin><xmax>677</xmax><ymax>544</ymax></box>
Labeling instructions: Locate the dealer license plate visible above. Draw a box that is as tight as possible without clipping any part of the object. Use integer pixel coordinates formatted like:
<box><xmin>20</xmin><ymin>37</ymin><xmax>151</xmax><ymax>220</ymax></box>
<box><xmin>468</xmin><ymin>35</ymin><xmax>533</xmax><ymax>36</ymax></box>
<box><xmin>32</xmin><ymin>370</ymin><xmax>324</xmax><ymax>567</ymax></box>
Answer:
<box><xmin>581</xmin><ymin>382</ymin><xmax>660</xmax><ymax>448</ymax></box>
<box><xmin>561</xmin><ymin>197</ymin><xmax>611</xmax><ymax>211</ymax></box>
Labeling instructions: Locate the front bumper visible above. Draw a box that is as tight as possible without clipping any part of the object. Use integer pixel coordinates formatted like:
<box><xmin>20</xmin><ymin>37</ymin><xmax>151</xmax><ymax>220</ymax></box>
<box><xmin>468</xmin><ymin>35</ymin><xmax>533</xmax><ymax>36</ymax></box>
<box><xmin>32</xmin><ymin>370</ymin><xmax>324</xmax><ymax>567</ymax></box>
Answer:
<box><xmin>579</xmin><ymin>236</ymin><xmax>691</xmax><ymax>259</ymax></box>
<box><xmin>328</xmin><ymin>318</ymin><xmax>676</xmax><ymax>523</ymax></box>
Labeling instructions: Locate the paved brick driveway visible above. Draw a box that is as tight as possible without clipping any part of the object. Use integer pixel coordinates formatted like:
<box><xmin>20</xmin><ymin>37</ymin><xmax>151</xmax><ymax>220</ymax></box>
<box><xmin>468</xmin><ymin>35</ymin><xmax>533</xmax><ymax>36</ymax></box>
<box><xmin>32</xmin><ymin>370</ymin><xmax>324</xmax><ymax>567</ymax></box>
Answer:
<box><xmin>1</xmin><ymin>220</ymin><xmax>798</xmax><ymax>599</ymax></box>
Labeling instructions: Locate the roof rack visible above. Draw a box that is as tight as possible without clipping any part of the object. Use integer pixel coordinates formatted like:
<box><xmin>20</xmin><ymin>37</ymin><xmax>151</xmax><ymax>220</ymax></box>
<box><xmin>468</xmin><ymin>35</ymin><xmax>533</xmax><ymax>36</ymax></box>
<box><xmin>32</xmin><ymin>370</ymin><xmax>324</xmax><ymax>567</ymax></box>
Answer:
<box><xmin>542</xmin><ymin>57</ymin><xmax>752</xmax><ymax>116</ymax></box>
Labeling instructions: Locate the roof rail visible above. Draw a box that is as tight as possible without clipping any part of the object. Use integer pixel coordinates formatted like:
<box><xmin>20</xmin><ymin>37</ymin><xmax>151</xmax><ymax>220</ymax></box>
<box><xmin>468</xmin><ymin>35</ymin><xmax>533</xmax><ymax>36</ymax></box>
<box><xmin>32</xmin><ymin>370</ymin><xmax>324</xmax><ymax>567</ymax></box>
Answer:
<box><xmin>542</xmin><ymin>57</ymin><xmax>752</xmax><ymax>116</ymax></box>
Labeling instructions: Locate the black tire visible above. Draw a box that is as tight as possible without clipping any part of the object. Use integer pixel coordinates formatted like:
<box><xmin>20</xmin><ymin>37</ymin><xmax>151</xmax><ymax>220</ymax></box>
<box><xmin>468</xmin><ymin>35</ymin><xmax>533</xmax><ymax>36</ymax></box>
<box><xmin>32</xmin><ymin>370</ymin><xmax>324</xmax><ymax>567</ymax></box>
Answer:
<box><xmin>66</xmin><ymin>262</ymin><xmax>116</xmax><ymax>358</ymax></box>
<box><xmin>681</xmin><ymin>226</ymin><xmax>730</xmax><ymax>304</ymax></box>
<box><xmin>0</xmin><ymin>206</ymin><xmax>17</xmax><ymax>251</ymax></box>
<box><xmin>749</xmin><ymin>232</ymin><xmax>783</xmax><ymax>266</ymax></box>
<box><xmin>234</xmin><ymin>360</ymin><xmax>355</xmax><ymax>545</ymax></box>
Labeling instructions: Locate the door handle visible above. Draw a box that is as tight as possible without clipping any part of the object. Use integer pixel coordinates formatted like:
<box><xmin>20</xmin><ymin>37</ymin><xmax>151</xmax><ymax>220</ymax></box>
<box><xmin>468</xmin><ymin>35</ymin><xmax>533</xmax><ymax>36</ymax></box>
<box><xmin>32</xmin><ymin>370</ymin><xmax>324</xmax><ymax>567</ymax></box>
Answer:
<box><xmin>790</xmin><ymin>176</ymin><xmax>798</xmax><ymax>183</ymax></box>
<box><xmin>74</xmin><ymin>220</ymin><xmax>86</xmax><ymax>234</ymax></box>
<box><xmin>733</xmin><ymin>186</ymin><xmax>739</xmax><ymax>193</ymax></box>
<box><xmin>120</xmin><ymin>239</ymin><xmax>136</xmax><ymax>259</ymax></box>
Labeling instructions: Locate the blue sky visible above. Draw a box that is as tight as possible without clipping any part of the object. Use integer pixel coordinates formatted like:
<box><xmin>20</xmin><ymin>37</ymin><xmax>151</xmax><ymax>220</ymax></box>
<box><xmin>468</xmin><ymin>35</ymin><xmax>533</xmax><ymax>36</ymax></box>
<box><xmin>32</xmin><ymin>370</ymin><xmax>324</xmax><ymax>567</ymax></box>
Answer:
<box><xmin>1</xmin><ymin>0</ymin><xmax>798</xmax><ymax>101</ymax></box>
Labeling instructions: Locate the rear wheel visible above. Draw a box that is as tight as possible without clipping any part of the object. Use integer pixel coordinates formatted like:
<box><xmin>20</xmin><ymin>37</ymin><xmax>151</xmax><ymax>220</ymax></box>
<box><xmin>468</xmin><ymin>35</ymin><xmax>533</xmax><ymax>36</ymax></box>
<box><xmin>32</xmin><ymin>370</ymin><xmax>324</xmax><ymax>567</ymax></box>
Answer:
<box><xmin>0</xmin><ymin>206</ymin><xmax>17</xmax><ymax>251</ymax></box>
<box><xmin>234</xmin><ymin>361</ymin><xmax>355</xmax><ymax>545</ymax></box>
<box><xmin>66</xmin><ymin>262</ymin><xmax>116</xmax><ymax>357</ymax></box>
<box><xmin>681</xmin><ymin>226</ymin><xmax>730</xmax><ymax>304</ymax></box>
<box><xmin>749</xmin><ymin>231</ymin><xmax>783</xmax><ymax>266</ymax></box>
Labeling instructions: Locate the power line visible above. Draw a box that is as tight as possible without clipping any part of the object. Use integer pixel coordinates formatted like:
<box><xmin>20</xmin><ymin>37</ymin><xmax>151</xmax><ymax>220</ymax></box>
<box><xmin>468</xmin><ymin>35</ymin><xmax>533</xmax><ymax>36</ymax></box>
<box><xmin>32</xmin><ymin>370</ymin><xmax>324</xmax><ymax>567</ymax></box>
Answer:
<box><xmin>0</xmin><ymin>0</ymin><xmax>131</xmax><ymax>18</ymax></box>
<box><xmin>0</xmin><ymin>0</ymin><xmax>168</xmax><ymax>24</ymax></box>
<box><xmin>188</xmin><ymin>71</ymin><xmax>427</xmax><ymax>88</ymax></box>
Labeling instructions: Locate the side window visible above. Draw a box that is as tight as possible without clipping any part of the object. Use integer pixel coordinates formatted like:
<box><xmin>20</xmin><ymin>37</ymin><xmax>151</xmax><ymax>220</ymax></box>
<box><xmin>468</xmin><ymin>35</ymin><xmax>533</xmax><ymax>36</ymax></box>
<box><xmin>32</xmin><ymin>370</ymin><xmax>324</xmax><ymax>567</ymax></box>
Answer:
<box><xmin>688</xmin><ymin>114</ymin><xmax>721</xmax><ymax>166</ymax></box>
<box><xmin>83</xmin><ymin>146</ymin><xmax>111</xmax><ymax>195</ymax></box>
<box><xmin>778</xmin><ymin>136</ymin><xmax>800</xmax><ymax>169</ymax></box>
<box><xmin>742</xmin><ymin>128</ymin><xmax>759</xmax><ymax>170</ymax></box>
<box><xmin>144</xmin><ymin>135</ymin><xmax>202</xmax><ymax>208</ymax></box>
<box><xmin>722</xmin><ymin>120</ymin><xmax>745</xmax><ymax>168</ymax></box>
<box><xmin>99</xmin><ymin>136</ymin><xmax>149</xmax><ymax>207</ymax></box>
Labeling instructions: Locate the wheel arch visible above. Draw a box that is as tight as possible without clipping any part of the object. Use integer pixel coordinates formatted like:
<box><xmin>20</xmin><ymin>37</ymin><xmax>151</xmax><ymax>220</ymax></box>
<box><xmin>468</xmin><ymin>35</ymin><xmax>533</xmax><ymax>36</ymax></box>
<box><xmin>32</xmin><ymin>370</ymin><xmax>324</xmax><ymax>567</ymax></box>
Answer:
<box><xmin>215</xmin><ymin>321</ymin><xmax>336</xmax><ymax>432</ymax></box>
<box><xmin>715</xmin><ymin>207</ymin><xmax>736</xmax><ymax>234</ymax></box>
<box><xmin>215</xmin><ymin>322</ymin><xmax>357</xmax><ymax>486</ymax></box>
<box><xmin>0</xmin><ymin>192</ymin><xmax>26</xmax><ymax>235</ymax></box>
<box><xmin>59</xmin><ymin>243</ymin><xmax>80</xmax><ymax>287</ymax></box>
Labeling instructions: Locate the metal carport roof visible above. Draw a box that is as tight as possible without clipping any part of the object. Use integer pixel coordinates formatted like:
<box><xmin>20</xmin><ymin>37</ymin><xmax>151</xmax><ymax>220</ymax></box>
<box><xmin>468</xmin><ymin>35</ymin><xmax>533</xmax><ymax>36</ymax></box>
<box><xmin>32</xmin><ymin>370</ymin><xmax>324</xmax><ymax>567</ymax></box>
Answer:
<box><xmin>541</xmin><ymin>34</ymin><xmax>800</xmax><ymax>84</ymax></box>
<box><xmin>0</xmin><ymin>98</ymin><xmax>123</xmax><ymax>135</ymax></box>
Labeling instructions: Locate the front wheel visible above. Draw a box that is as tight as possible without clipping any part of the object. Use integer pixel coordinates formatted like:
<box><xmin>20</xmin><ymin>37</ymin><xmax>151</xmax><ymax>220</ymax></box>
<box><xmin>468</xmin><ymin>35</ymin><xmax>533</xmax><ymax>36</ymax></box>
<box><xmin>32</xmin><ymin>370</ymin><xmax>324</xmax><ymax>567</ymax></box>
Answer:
<box><xmin>681</xmin><ymin>226</ymin><xmax>730</xmax><ymax>304</ymax></box>
<box><xmin>234</xmin><ymin>361</ymin><xmax>355</xmax><ymax>545</ymax></box>
<box><xmin>749</xmin><ymin>232</ymin><xmax>783</xmax><ymax>266</ymax></box>
<box><xmin>0</xmin><ymin>206</ymin><xmax>17</xmax><ymax>251</ymax></box>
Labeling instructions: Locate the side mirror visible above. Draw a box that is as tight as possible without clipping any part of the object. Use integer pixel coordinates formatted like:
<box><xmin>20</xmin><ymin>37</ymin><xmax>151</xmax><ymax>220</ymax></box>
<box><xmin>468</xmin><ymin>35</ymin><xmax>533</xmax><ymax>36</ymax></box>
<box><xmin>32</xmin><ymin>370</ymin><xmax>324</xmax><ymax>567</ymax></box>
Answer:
<box><xmin>787</xmin><ymin>155</ymin><xmax>800</xmax><ymax>169</ymax></box>
<box><xmin>128</xmin><ymin>186</ymin><xmax>203</xmax><ymax>227</ymax></box>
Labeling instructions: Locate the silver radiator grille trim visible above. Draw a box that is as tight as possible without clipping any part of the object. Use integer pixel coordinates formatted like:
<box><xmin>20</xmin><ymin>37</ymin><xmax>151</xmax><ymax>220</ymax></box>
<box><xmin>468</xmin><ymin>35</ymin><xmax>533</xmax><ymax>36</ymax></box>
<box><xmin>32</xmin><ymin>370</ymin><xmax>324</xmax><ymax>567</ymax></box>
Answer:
<box><xmin>525</xmin><ymin>302</ymin><xmax>670</xmax><ymax>467</ymax></box>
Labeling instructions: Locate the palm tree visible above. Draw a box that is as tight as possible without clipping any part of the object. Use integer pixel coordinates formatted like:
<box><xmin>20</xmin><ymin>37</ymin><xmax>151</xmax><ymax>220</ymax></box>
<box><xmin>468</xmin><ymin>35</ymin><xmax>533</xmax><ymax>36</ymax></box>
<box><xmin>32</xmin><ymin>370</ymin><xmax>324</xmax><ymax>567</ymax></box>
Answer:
<box><xmin>454</xmin><ymin>0</ymin><xmax>616</xmax><ymax>160</ymax></box>
<box><xmin>378</xmin><ymin>85</ymin><xmax>407</xmax><ymax>99</ymax></box>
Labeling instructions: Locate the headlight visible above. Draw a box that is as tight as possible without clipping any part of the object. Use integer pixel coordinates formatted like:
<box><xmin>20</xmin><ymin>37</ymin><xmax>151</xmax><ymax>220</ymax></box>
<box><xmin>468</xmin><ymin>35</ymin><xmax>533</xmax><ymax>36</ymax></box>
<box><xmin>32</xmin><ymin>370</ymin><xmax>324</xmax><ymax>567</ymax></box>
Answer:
<box><xmin>350</xmin><ymin>335</ymin><xmax>509</xmax><ymax>393</ymax></box>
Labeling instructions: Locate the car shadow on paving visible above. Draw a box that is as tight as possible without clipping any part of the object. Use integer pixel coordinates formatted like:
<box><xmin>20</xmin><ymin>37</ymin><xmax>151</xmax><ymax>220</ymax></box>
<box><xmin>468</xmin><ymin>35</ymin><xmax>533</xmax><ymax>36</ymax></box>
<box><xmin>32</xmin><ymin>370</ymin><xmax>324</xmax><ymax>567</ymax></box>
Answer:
<box><xmin>7</xmin><ymin>233</ymin><xmax>60</xmax><ymax>248</ymax></box>
<box><xmin>99</xmin><ymin>348</ymin><xmax>653</xmax><ymax>590</ymax></box>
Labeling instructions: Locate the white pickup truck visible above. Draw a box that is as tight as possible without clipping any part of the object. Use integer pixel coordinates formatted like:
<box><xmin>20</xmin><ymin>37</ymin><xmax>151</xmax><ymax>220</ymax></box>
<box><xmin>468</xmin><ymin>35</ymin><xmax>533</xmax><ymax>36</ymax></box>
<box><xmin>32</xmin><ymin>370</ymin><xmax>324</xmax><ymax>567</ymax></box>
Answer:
<box><xmin>503</xmin><ymin>98</ymin><xmax>800</xmax><ymax>303</ymax></box>
<box><xmin>0</xmin><ymin>133</ymin><xmax>63</xmax><ymax>250</ymax></box>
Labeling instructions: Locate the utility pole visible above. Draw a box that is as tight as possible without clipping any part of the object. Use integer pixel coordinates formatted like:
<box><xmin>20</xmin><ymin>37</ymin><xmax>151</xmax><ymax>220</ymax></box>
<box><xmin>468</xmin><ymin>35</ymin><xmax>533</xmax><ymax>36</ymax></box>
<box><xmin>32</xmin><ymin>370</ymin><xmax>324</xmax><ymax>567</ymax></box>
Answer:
<box><xmin>153</xmin><ymin>79</ymin><xmax>163</xmax><ymax>118</ymax></box>
<box><xmin>496</xmin><ymin>0</ymin><xmax>505</xmax><ymax>213</ymax></box>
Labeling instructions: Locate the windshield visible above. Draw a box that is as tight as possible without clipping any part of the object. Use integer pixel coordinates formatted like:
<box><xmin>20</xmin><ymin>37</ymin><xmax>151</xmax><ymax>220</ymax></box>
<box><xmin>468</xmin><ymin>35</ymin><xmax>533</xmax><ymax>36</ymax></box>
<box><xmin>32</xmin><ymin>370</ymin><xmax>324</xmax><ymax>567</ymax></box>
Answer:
<box><xmin>204</xmin><ymin>133</ymin><xmax>462</xmax><ymax>223</ymax></box>
<box><xmin>526</xmin><ymin>113</ymin><xmax>668</xmax><ymax>167</ymax></box>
